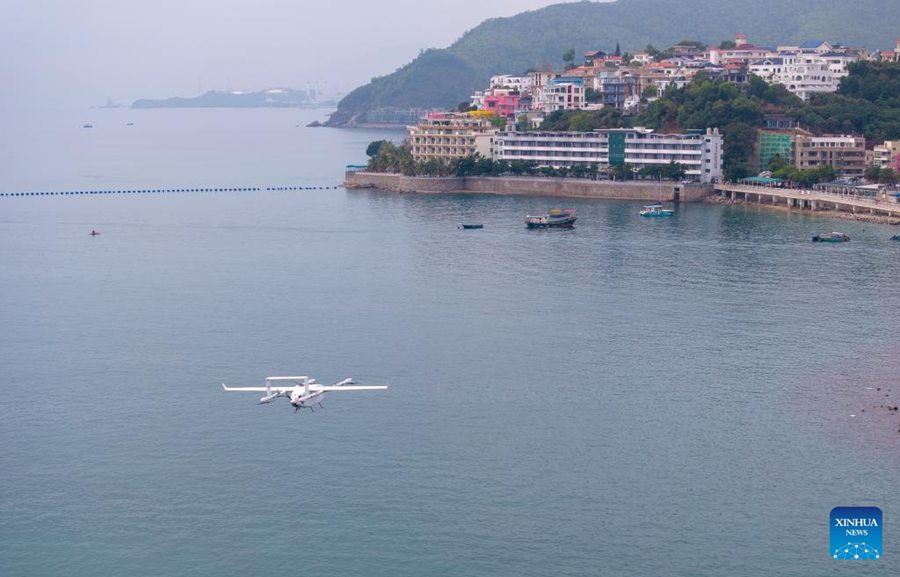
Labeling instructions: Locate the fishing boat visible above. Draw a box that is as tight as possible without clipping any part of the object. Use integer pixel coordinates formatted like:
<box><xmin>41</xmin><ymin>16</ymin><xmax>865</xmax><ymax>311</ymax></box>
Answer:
<box><xmin>459</xmin><ymin>224</ymin><xmax>483</xmax><ymax>229</ymax></box>
<box><xmin>891</xmin><ymin>234</ymin><xmax>900</xmax><ymax>241</ymax></box>
<box><xmin>812</xmin><ymin>232</ymin><xmax>850</xmax><ymax>243</ymax></box>
<box><xmin>525</xmin><ymin>208</ymin><xmax>576</xmax><ymax>228</ymax></box>
<box><xmin>639</xmin><ymin>204</ymin><xmax>675</xmax><ymax>217</ymax></box>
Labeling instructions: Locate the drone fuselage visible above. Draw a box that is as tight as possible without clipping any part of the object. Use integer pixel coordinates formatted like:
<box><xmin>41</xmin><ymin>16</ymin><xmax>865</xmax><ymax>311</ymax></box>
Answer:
<box><xmin>291</xmin><ymin>390</ymin><xmax>325</xmax><ymax>408</ymax></box>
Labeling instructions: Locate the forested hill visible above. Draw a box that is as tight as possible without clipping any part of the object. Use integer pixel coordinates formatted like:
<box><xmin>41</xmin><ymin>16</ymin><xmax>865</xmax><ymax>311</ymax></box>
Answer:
<box><xmin>328</xmin><ymin>0</ymin><xmax>900</xmax><ymax>126</ymax></box>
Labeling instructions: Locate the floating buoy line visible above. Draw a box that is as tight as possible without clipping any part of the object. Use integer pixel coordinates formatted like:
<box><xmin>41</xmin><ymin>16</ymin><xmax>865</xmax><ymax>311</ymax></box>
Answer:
<box><xmin>0</xmin><ymin>185</ymin><xmax>343</xmax><ymax>198</ymax></box>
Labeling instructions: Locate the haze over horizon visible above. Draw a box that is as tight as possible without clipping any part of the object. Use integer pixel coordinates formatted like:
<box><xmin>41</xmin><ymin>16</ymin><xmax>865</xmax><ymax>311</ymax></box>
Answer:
<box><xmin>1</xmin><ymin>0</ymin><xmax>565</xmax><ymax>110</ymax></box>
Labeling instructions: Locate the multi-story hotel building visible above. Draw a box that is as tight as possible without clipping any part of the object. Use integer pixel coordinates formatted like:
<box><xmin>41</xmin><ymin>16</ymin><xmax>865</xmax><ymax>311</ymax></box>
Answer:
<box><xmin>406</xmin><ymin>113</ymin><xmax>497</xmax><ymax>161</ymax></box>
<box><xmin>491</xmin><ymin>127</ymin><xmax>723</xmax><ymax>183</ymax></box>
<box><xmin>758</xmin><ymin>131</ymin><xmax>867</xmax><ymax>177</ymax></box>
<box><xmin>793</xmin><ymin>134</ymin><xmax>866</xmax><ymax>177</ymax></box>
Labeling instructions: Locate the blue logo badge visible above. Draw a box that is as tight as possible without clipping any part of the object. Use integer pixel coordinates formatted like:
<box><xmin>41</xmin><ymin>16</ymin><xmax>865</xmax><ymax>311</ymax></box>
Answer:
<box><xmin>830</xmin><ymin>507</ymin><xmax>882</xmax><ymax>560</ymax></box>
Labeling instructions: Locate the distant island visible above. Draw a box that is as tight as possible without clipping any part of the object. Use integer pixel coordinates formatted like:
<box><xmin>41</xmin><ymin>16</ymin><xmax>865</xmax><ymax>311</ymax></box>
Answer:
<box><xmin>132</xmin><ymin>88</ymin><xmax>332</xmax><ymax>109</ymax></box>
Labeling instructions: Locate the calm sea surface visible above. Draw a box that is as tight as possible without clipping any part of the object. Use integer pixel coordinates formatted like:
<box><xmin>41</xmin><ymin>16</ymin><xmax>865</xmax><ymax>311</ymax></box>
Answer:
<box><xmin>1</xmin><ymin>108</ymin><xmax>899</xmax><ymax>576</ymax></box>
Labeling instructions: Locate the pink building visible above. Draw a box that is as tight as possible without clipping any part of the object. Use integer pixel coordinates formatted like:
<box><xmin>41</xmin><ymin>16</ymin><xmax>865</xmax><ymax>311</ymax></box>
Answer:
<box><xmin>482</xmin><ymin>94</ymin><xmax>520</xmax><ymax>119</ymax></box>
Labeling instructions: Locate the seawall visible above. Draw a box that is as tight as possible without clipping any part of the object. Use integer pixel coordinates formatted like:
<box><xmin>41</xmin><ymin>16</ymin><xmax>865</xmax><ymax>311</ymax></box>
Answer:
<box><xmin>344</xmin><ymin>171</ymin><xmax>710</xmax><ymax>202</ymax></box>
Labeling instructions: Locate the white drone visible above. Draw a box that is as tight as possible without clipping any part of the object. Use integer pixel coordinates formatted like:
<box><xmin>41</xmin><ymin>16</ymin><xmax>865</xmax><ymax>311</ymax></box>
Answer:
<box><xmin>222</xmin><ymin>376</ymin><xmax>387</xmax><ymax>413</ymax></box>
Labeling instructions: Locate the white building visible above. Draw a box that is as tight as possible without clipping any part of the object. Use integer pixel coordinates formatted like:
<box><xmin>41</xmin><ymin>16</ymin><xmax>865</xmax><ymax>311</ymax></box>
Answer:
<box><xmin>535</xmin><ymin>78</ymin><xmax>586</xmax><ymax>112</ymax></box>
<box><xmin>489</xmin><ymin>75</ymin><xmax>533</xmax><ymax>92</ymax></box>
<box><xmin>874</xmin><ymin>141</ymin><xmax>900</xmax><ymax>168</ymax></box>
<box><xmin>749</xmin><ymin>52</ymin><xmax>854</xmax><ymax>100</ymax></box>
<box><xmin>751</xmin><ymin>38</ymin><xmax>859</xmax><ymax>100</ymax></box>
<box><xmin>490</xmin><ymin>127</ymin><xmax>723</xmax><ymax>183</ymax></box>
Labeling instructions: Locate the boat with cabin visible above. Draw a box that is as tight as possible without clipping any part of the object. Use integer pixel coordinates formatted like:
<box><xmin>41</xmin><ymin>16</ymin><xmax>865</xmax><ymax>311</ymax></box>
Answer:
<box><xmin>812</xmin><ymin>232</ymin><xmax>850</xmax><ymax>243</ymax></box>
<box><xmin>525</xmin><ymin>208</ymin><xmax>576</xmax><ymax>228</ymax></box>
<box><xmin>639</xmin><ymin>204</ymin><xmax>675</xmax><ymax>217</ymax></box>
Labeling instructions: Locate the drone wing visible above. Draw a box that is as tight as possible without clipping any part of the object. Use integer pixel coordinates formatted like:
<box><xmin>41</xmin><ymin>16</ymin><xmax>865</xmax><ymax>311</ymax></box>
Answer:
<box><xmin>310</xmin><ymin>385</ymin><xmax>388</xmax><ymax>392</ymax></box>
<box><xmin>221</xmin><ymin>384</ymin><xmax>296</xmax><ymax>393</ymax></box>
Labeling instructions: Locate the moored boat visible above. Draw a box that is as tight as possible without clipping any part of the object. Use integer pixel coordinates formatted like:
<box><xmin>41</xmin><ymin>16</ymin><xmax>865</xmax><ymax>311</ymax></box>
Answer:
<box><xmin>639</xmin><ymin>204</ymin><xmax>674</xmax><ymax>217</ymax></box>
<box><xmin>525</xmin><ymin>208</ymin><xmax>576</xmax><ymax>228</ymax></box>
<box><xmin>812</xmin><ymin>232</ymin><xmax>850</xmax><ymax>243</ymax></box>
<box><xmin>460</xmin><ymin>224</ymin><xmax>483</xmax><ymax>229</ymax></box>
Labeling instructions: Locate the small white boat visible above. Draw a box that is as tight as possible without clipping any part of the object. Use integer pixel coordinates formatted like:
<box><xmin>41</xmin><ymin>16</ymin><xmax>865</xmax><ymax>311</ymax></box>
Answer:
<box><xmin>640</xmin><ymin>204</ymin><xmax>674</xmax><ymax>217</ymax></box>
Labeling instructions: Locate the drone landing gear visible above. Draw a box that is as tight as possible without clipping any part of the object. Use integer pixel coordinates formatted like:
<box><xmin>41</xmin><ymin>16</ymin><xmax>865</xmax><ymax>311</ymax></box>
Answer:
<box><xmin>293</xmin><ymin>403</ymin><xmax>323</xmax><ymax>414</ymax></box>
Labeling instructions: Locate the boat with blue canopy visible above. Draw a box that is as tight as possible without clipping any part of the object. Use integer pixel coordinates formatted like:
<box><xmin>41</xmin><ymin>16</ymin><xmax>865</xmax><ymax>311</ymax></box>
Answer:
<box><xmin>639</xmin><ymin>204</ymin><xmax>675</xmax><ymax>217</ymax></box>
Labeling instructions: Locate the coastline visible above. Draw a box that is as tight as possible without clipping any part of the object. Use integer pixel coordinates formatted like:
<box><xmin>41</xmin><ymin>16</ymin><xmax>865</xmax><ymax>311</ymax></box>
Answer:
<box><xmin>344</xmin><ymin>171</ymin><xmax>708</xmax><ymax>202</ymax></box>
<box><xmin>346</xmin><ymin>171</ymin><xmax>900</xmax><ymax>226</ymax></box>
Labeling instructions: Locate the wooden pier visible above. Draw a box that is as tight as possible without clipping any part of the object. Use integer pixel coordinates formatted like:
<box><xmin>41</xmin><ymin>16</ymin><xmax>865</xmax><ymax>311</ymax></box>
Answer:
<box><xmin>713</xmin><ymin>183</ymin><xmax>900</xmax><ymax>219</ymax></box>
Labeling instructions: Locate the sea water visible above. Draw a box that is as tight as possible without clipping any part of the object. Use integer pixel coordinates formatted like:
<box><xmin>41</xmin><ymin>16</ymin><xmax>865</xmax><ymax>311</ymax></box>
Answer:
<box><xmin>1</xmin><ymin>108</ymin><xmax>898</xmax><ymax>576</ymax></box>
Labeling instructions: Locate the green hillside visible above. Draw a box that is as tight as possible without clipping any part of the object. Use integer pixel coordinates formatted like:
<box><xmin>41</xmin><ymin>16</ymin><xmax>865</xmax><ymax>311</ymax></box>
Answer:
<box><xmin>328</xmin><ymin>0</ymin><xmax>900</xmax><ymax>125</ymax></box>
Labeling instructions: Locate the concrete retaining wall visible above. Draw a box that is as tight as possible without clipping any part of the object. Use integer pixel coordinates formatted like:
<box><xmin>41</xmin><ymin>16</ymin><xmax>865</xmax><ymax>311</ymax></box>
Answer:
<box><xmin>344</xmin><ymin>171</ymin><xmax>709</xmax><ymax>202</ymax></box>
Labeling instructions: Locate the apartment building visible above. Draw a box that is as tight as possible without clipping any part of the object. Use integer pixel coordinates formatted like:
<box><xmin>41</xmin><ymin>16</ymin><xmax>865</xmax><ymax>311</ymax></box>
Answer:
<box><xmin>407</xmin><ymin>113</ymin><xmax>497</xmax><ymax>161</ymax></box>
<box><xmin>793</xmin><ymin>134</ymin><xmax>866</xmax><ymax>177</ymax></box>
<box><xmin>874</xmin><ymin>140</ymin><xmax>900</xmax><ymax>168</ymax></box>
<box><xmin>491</xmin><ymin>127</ymin><xmax>723</xmax><ymax>183</ymax></box>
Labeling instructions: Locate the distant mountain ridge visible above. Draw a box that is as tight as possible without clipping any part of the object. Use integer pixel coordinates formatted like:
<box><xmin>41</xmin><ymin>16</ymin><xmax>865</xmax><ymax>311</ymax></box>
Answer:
<box><xmin>132</xmin><ymin>88</ymin><xmax>319</xmax><ymax>109</ymax></box>
<box><xmin>328</xmin><ymin>0</ymin><xmax>900</xmax><ymax>126</ymax></box>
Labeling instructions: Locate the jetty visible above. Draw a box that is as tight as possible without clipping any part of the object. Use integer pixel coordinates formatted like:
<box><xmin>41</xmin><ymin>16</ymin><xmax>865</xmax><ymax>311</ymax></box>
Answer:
<box><xmin>713</xmin><ymin>183</ymin><xmax>900</xmax><ymax>219</ymax></box>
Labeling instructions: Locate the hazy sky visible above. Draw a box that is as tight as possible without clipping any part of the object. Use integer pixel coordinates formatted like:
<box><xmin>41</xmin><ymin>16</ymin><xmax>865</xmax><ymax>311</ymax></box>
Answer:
<box><xmin>2</xmin><ymin>0</ymin><xmax>566</xmax><ymax>108</ymax></box>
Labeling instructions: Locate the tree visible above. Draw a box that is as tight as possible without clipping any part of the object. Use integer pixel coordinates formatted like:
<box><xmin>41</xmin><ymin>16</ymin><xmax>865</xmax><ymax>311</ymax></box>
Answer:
<box><xmin>772</xmin><ymin>165</ymin><xmax>835</xmax><ymax>187</ymax></box>
<box><xmin>768</xmin><ymin>154</ymin><xmax>789</xmax><ymax>173</ymax></box>
<box><xmin>455</xmin><ymin>101</ymin><xmax>476</xmax><ymax>112</ymax></box>
<box><xmin>366</xmin><ymin>141</ymin><xmax>413</xmax><ymax>174</ymax></box>
<box><xmin>721</xmin><ymin>122</ymin><xmax>756</xmax><ymax>182</ymax></box>
<box><xmin>563</xmin><ymin>48</ymin><xmax>576</xmax><ymax>69</ymax></box>
<box><xmin>639</xmin><ymin>165</ymin><xmax>663</xmax><ymax>180</ymax></box>
<box><xmin>865</xmin><ymin>165</ymin><xmax>882</xmax><ymax>181</ymax></box>
<box><xmin>366</xmin><ymin>140</ymin><xmax>387</xmax><ymax>157</ymax></box>
<box><xmin>675</xmin><ymin>39</ymin><xmax>707</xmax><ymax>50</ymax></box>
<box><xmin>489</xmin><ymin>115</ymin><xmax>507</xmax><ymax>128</ymax></box>
<box><xmin>516</xmin><ymin>113</ymin><xmax>530</xmax><ymax>132</ymax></box>
<box><xmin>719</xmin><ymin>40</ymin><xmax>736</xmax><ymax>50</ymax></box>
<box><xmin>879</xmin><ymin>168</ymin><xmax>897</xmax><ymax>185</ymax></box>
<box><xmin>662</xmin><ymin>161</ymin><xmax>687</xmax><ymax>180</ymax></box>
<box><xmin>614</xmin><ymin>42</ymin><xmax>621</xmax><ymax>57</ymax></box>
<box><xmin>569</xmin><ymin>111</ymin><xmax>597</xmax><ymax>132</ymax></box>
<box><xmin>610</xmin><ymin>163</ymin><xmax>634</xmax><ymax>181</ymax></box>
